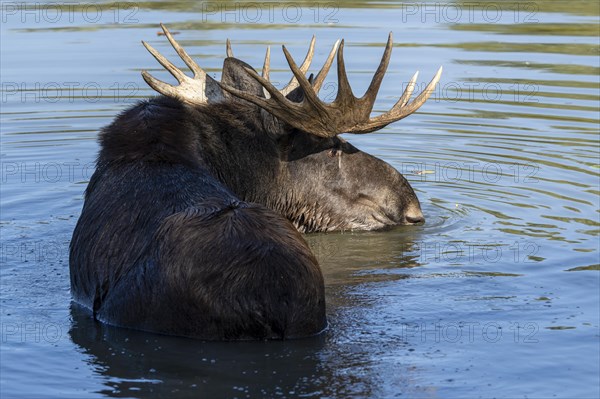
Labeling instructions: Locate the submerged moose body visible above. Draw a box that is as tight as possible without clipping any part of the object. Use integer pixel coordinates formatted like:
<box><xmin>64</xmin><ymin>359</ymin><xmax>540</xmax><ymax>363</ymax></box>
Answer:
<box><xmin>69</xmin><ymin>24</ymin><xmax>442</xmax><ymax>340</ymax></box>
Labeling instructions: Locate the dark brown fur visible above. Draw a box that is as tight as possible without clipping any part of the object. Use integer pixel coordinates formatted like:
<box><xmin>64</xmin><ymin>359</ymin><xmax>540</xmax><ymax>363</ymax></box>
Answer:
<box><xmin>70</xmin><ymin>96</ymin><xmax>326</xmax><ymax>339</ymax></box>
<box><xmin>70</xmin><ymin>58</ymin><xmax>423</xmax><ymax>339</ymax></box>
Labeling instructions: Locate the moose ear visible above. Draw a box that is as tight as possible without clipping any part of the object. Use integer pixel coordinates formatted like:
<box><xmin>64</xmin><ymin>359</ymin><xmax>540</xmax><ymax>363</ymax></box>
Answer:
<box><xmin>221</xmin><ymin>57</ymin><xmax>266</xmax><ymax>98</ymax></box>
<box><xmin>221</xmin><ymin>57</ymin><xmax>287</xmax><ymax>138</ymax></box>
<box><xmin>284</xmin><ymin>85</ymin><xmax>304</xmax><ymax>103</ymax></box>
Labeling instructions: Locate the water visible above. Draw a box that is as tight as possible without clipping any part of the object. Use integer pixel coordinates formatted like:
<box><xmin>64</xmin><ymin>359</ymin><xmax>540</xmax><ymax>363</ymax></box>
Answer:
<box><xmin>1</xmin><ymin>1</ymin><xmax>599</xmax><ymax>398</ymax></box>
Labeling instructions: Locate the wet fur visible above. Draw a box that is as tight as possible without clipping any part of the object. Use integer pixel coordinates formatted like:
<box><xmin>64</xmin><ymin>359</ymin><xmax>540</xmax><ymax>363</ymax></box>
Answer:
<box><xmin>70</xmin><ymin>96</ymin><xmax>326</xmax><ymax>340</ymax></box>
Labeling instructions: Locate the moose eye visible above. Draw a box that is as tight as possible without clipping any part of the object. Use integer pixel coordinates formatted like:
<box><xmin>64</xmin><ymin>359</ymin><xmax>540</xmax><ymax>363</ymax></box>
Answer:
<box><xmin>328</xmin><ymin>142</ymin><xmax>342</xmax><ymax>158</ymax></box>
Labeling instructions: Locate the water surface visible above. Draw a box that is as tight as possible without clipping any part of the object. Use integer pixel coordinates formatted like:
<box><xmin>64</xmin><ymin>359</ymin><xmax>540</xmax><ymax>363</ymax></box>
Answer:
<box><xmin>1</xmin><ymin>1</ymin><xmax>599</xmax><ymax>398</ymax></box>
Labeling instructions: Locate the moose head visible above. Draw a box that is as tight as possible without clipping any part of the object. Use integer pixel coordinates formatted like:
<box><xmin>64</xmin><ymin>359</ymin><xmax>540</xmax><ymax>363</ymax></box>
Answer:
<box><xmin>141</xmin><ymin>24</ymin><xmax>442</xmax><ymax>233</ymax></box>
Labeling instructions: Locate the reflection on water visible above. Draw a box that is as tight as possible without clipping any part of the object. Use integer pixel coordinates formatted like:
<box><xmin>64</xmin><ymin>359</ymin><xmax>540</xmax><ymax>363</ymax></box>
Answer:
<box><xmin>1</xmin><ymin>1</ymin><xmax>599</xmax><ymax>398</ymax></box>
<box><xmin>69</xmin><ymin>303</ymin><xmax>330</xmax><ymax>398</ymax></box>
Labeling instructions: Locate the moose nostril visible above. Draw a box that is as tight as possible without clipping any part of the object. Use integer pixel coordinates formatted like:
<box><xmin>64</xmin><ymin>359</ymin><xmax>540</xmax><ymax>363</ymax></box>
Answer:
<box><xmin>405</xmin><ymin>210</ymin><xmax>425</xmax><ymax>225</ymax></box>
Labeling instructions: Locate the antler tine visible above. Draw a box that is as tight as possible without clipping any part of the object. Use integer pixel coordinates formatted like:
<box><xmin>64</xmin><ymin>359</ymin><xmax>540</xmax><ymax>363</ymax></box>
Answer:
<box><xmin>350</xmin><ymin>66</ymin><xmax>442</xmax><ymax>133</ymax></box>
<box><xmin>280</xmin><ymin>36</ymin><xmax>316</xmax><ymax>96</ymax></box>
<box><xmin>142</xmin><ymin>40</ymin><xmax>188</xmax><ymax>83</ymax></box>
<box><xmin>262</xmin><ymin>46</ymin><xmax>271</xmax><ymax>98</ymax></box>
<box><xmin>333</xmin><ymin>40</ymin><xmax>355</xmax><ymax>107</ymax></box>
<box><xmin>158</xmin><ymin>24</ymin><xmax>206</xmax><ymax>78</ymax></box>
<box><xmin>312</xmin><ymin>39</ymin><xmax>340</xmax><ymax>94</ymax></box>
<box><xmin>363</xmin><ymin>71</ymin><xmax>417</xmax><ymax>118</ymax></box>
<box><xmin>141</xmin><ymin>71</ymin><xmax>182</xmax><ymax>99</ymax></box>
<box><xmin>359</xmin><ymin>32</ymin><xmax>393</xmax><ymax>111</ymax></box>
<box><xmin>262</xmin><ymin>46</ymin><xmax>271</xmax><ymax>79</ymax></box>
<box><xmin>226</xmin><ymin>39</ymin><xmax>234</xmax><ymax>57</ymax></box>
<box><xmin>398</xmin><ymin>71</ymin><xmax>419</xmax><ymax>107</ymax></box>
<box><xmin>398</xmin><ymin>66</ymin><xmax>443</xmax><ymax>115</ymax></box>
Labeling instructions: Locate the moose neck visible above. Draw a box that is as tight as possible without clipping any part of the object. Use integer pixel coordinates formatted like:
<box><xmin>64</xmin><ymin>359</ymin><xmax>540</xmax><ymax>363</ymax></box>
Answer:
<box><xmin>190</xmin><ymin>101</ymin><xmax>283</xmax><ymax>206</ymax></box>
<box><xmin>189</xmin><ymin>101</ymin><xmax>342</xmax><ymax>233</ymax></box>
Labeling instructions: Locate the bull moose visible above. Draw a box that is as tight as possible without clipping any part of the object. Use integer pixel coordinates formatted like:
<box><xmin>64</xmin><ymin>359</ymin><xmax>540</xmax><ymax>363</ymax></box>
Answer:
<box><xmin>69</xmin><ymin>24</ymin><xmax>442</xmax><ymax>340</ymax></box>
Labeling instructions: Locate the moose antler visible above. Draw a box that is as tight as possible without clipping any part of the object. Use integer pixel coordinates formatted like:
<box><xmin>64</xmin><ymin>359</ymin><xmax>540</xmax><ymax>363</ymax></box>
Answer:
<box><xmin>141</xmin><ymin>25</ymin><xmax>441</xmax><ymax>137</ymax></box>
<box><xmin>219</xmin><ymin>33</ymin><xmax>442</xmax><ymax>137</ymax></box>
<box><xmin>144</xmin><ymin>25</ymin><xmax>337</xmax><ymax>103</ymax></box>
<box><xmin>141</xmin><ymin>23</ymin><xmax>222</xmax><ymax>104</ymax></box>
